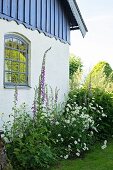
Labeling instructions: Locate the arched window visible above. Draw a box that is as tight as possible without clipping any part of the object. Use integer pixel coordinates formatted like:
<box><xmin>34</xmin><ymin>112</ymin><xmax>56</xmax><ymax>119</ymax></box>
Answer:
<box><xmin>4</xmin><ymin>34</ymin><xmax>30</xmax><ymax>87</ymax></box>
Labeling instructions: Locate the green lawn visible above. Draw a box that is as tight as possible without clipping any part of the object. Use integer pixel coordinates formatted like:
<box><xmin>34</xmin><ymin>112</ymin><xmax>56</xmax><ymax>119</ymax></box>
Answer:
<box><xmin>51</xmin><ymin>141</ymin><xmax>113</xmax><ymax>170</ymax></box>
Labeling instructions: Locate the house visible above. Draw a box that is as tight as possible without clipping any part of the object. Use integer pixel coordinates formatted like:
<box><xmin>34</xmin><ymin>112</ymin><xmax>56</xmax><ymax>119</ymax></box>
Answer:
<box><xmin>0</xmin><ymin>0</ymin><xmax>87</xmax><ymax>125</ymax></box>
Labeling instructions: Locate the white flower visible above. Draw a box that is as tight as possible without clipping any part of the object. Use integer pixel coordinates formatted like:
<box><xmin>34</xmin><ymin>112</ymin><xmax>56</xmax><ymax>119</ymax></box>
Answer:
<box><xmin>78</xmin><ymin>138</ymin><xmax>80</xmax><ymax>142</ymax></box>
<box><xmin>68</xmin><ymin>145</ymin><xmax>71</xmax><ymax>148</ymax></box>
<box><xmin>66</xmin><ymin>108</ymin><xmax>69</xmax><ymax>112</ymax></box>
<box><xmin>58</xmin><ymin>134</ymin><xmax>61</xmax><ymax>137</ymax></box>
<box><xmin>101</xmin><ymin>145</ymin><xmax>107</xmax><ymax>150</ymax></box>
<box><xmin>101</xmin><ymin>140</ymin><xmax>107</xmax><ymax>149</ymax></box>
<box><xmin>99</xmin><ymin>106</ymin><xmax>103</xmax><ymax>110</ymax></box>
<box><xmin>65</xmin><ymin>119</ymin><xmax>70</xmax><ymax>124</ymax></box>
<box><xmin>72</xmin><ymin>117</ymin><xmax>76</xmax><ymax>122</ymax></box>
<box><xmin>55</xmin><ymin>121</ymin><xmax>59</xmax><ymax>125</ymax></box>
<box><xmin>67</xmin><ymin>104</ymin><xmax>72</xmax><ymax>108</ymax></box>
<box><xmin>56</xmin><ymin>139</ymin><xmax>59</xmax><ymax>142</ymax></box>
<box><xmin>76</xmin><ymin>152</ymin><xmax>80</xmax><ymax>157</ymax></box>
<box><xmin>77</xmin><ymin>149</ymin><xmax>80</xmax><ymax>153</ymax></box>
<box><xmin>90</xmin><ymin>131</ymin><xmax>94</xmax><ymax>135</ymax></box>
<box><xmin>86</xmin><ymin>147</ymin><xmax>89</xmax><ymax>150</ymax></box>
<box><xmin>74</xmin><ymin>140</ymin><xmax>77</xmax><ymax>144</ymax></box>
<box><xmin>64</xmin><ymin>155</ymin><xmax>69</xmax><ymax>159</ymax></box>
<box><xmin>84</xmin><ymin>143</ymin><xmax>86</xmax><ymax>147</ymax></box>
<box><xmin>92</xmin><ymin>127</ymin><xmax>98</xmax><ymax>132</ymax></box>
<box><xmin>97</xmin><ymin>110</ymin><xmax>100</xmax><ymax>113</ymax></box>
<box><xmin>83</xmin><ymin>148</ymin><xmax>86</xmax><ymax>151</ymax></box>
<box><xmin>61</xmin><ymin>138</ymin><xmax>64</xmax><ymax>142</ymax></box>
<box><xmin>102</xmin><ymin>113</ymin><xmax>107</xmax><ymax>117</ymax></box>
<box><xmin>104</xmin><ymin>140</ymin><xmax>107</xmax><ymax>145</ymax></box>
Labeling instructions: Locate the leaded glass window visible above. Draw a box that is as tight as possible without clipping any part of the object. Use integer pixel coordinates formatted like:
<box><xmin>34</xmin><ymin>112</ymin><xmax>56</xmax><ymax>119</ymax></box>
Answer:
<box><xmin>4</xmin><ymin>34</ymin><xmax>29</xmax><ymax>87</ymax></box>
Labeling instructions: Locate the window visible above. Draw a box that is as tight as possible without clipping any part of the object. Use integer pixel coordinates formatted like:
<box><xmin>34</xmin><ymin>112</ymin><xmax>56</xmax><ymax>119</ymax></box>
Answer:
<box><xmin>4</xmin><ymin>34</ymin><xmax>29</xmax><ymax>87</ymax></box>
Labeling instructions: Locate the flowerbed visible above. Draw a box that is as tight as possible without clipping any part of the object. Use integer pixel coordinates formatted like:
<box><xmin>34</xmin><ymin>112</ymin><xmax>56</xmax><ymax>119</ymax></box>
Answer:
<box><xmin>2</xmin><ymin>49</ymin><xmax>113</xmax><ymax>169</ymax></box>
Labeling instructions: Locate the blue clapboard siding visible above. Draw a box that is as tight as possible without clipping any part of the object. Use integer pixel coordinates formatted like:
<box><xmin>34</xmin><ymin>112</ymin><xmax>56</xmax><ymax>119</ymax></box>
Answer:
<box><xmin>25</xmin><ymin>0</ymin><xmax>30</xmax><ymax>24</ymax></box>
<box><xmin>31</xmin><ymin>0</ymin><xmax>36</xmax><ymax>27</ymax></box>
<box><xmin>46</xmin><ymin>0</ymin><xmax>51</xmax><ymax>33</ymax></box>
<box><xmin>0</xmin><ymin>0</ymin><xmax>70</xmax><ymax>43</ymax></box>
<box><xmin>0</xmin><ymin>0</ymin><xmax>2</xmax><ymax>13</ymax></box>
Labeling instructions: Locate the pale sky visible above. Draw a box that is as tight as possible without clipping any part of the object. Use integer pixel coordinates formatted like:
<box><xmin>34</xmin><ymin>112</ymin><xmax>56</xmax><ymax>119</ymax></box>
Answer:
<box><xmin>70</xmin><ymin>0</ymin><xmax>113</xmax><ymax>75</ymax></box>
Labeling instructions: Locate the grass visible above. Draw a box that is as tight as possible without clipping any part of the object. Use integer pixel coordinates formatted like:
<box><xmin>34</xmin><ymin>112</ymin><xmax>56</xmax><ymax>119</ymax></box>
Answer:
<box><xmin>51</xmin><ymin>140</ymin><xmax>113</xmax><ymax>170</ymax></box>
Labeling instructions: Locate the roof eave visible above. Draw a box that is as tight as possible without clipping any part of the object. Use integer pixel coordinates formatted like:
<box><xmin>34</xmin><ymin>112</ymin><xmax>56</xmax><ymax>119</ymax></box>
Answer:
<box><xmin>67</xmin><ymin>0</ymin><xmax>88</xmax><ymax>37</ymax></box>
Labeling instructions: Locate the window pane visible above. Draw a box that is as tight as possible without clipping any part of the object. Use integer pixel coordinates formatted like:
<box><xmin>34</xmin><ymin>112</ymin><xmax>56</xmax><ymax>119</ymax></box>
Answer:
<box><xmin>19</xmin><ymin>41</ymin><xmax>27</xmax><ymax>51</ymax></box>
<box><xmin>12</xmin><ymin>61</ymin><xmax>19</xmax><ymax>72</ymax></box>
<box><xmin>20</xmin><ymin>63</ymin><xmax>26</xmax><ymax>73</ymax></box>
<box><xmin>20</xmin><ymin>74</ymin><xmax>26</xmax><ymax>84</ymax></box>
<box><xmin>20</xmin><ymin>52</ymin><xmax>26</xmax><ymax>62</ymax></box>
<box><xmin>10</xmin><ymin>49</ymin><xmax>19</xmax><ymax>61</ymax></box>
<box><xmin>5</xmin><ymin>38</ymin><xmax>12</xmax><ymax>47</ymax></box>
<box><xmin>5</xmin><ymin>60</ymin><xmax>11</xmax><ymax>71</ymax></box>
<box><xmin>12</xmin><ymin>73</ymin><xmax>19</xmax><ymax>83</ymax></box>
<box><xmin>5</xmin><ymin>72</ymin><xmax>12</xmax><ymax>82</ymax></box>
<box><xmin>5</xmin><ymin>49</ymin><xmax>10</xmax><ymax>59</ymax></box>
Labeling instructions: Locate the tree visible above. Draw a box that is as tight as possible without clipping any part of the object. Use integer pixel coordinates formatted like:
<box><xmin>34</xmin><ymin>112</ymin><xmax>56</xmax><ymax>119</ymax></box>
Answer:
<box><xmin>69</xmin><ymin>54</ymin><xmax>82</xmax><ymax>79</ymax></box>
<box><xmin>84</xmin><ymin>61</ymin><xmax>113</xmax><ymax>92</ymax></box>
<box><xmin>69</xmin><ymin>54</ymin><xmax>83</xmax><ymax>90</ymax></box>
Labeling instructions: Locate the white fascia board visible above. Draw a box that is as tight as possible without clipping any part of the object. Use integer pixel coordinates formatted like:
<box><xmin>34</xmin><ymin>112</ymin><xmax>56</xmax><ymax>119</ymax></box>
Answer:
<box><xmin>67</xmin><ymin>0</ymin><xmax>88</xmax><ymax>37</ymax></box>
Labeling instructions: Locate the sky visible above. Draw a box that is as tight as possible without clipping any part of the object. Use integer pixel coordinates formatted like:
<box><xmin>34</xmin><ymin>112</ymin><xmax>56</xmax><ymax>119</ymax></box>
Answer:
<box><xmin>70</xmin><ymin>0</ymin><xmax>113</xmax><ymax>75</ymax></box>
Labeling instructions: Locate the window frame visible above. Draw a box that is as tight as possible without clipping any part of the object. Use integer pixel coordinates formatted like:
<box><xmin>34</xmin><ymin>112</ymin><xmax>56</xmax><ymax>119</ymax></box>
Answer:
<box><xmin>4</xmin><ymin>33</ymin><xmax>30</xmax><ymax>88</ymax></box>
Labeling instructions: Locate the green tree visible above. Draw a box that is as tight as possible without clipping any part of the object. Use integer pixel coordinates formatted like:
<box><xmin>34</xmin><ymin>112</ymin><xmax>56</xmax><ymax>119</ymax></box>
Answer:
<box><xmin>84</xmin><ymin>61</ymin><xmax>113</xmax><ymax>92</ymax></box>
<box><xmin>69</xmin><ymin>54</ymin><xmax>83</xmax><ymax>90</ymax></box>
<box><xmin>69</xmin><ymin>54</ymin><xmax>82</xmax><ymax>79</ymax></box>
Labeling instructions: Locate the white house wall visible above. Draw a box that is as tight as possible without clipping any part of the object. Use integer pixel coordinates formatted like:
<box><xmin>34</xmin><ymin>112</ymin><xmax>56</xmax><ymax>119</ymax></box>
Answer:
<box><xmin>0</xmin><ymin>19</ymin><xmax>69</xmax><ymax>128</ymax></box>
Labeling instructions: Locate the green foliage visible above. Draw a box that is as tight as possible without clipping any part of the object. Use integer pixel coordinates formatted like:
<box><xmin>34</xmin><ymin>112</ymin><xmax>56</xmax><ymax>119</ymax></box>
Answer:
<box><xmin>69</xmin><ymin>54</ymin><xmax>82</xmax><ymax>79</ymax></box>
<box><xmin>85</xmin><ymin>61</ymin><xmax>113</xmax><ymax>92</ymax></box>
<box><xmin>69</xmin><ymin>54</ymin><xmax>83</xmax><ymax>90</ymax></box>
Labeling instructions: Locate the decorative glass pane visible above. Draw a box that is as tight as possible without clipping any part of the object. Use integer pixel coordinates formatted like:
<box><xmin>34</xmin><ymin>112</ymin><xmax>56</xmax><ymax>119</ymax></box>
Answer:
<box><xmin>20</xmin><ymin>74</ymin><xmax>26</xmax><ymax>84</ymax></box>
<box><xmin>5</xmin><ymin>72</ymin><xmax>12</xmax><ymax>82</ymax></box>
<box><xmin>20</xmin><ymin>63</ymin><xmax>26</xmax><ymax>73</ymax></box>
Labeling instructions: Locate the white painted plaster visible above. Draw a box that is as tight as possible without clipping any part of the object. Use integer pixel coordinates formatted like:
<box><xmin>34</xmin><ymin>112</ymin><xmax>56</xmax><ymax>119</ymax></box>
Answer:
<box><xmin>0</xmin><ymin>19</ymin><xmax>69</xmax><ymax>128</ymax></box>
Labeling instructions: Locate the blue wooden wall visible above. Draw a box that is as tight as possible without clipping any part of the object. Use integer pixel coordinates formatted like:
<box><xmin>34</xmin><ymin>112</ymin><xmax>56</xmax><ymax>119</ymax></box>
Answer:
<box><xmin>0</xmin><ymin>0</ymin><xmax>70</xmax><ymax>43</ymax></box>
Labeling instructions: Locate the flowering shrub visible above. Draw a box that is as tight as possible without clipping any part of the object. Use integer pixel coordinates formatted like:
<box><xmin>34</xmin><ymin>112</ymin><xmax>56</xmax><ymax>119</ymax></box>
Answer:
<box><xmin>3</xmin><ymin>48</ymin><xmax>57</xmax><ymax>170</ymax></box>
<box><xmin>45</xmin><ymin>102</ymin><xmax>98</xmax><ymax>159</ymax></box>
<box><xmin>3</xmin><ymin>103</ymin><xmax>56</xmax><ymax>170</ymax></box>
<box><xmin>68</xmin><ymin>88</ymin><xmax>113</xmax><ymax>140</ymax></box>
